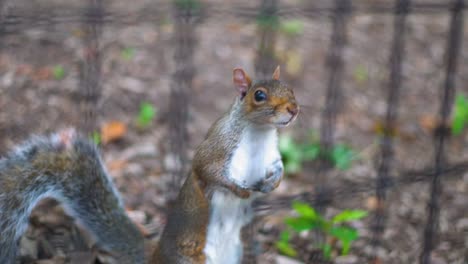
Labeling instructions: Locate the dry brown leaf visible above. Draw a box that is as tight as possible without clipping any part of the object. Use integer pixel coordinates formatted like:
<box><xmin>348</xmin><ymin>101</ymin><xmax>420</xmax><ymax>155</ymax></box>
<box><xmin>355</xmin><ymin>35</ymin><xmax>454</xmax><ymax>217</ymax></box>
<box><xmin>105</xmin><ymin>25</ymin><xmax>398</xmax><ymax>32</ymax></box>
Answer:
<box><xmin>226</xmin><ymin>23</ymin><xmax>241</xmax><ymax>32</ymax></box>
<box><xmin>419</xmin><ymin>114</ymin><xmax>438</xmax><ymax>134</ymax></box>
<box><xmin>34</xmin><ymin>67</ymin><xmax>53</xmax><ymax>81</ymax></box>
<box><xmin>106</xmin><ymin>159</ymin><xmax>128</xmax><ymax>172</ymax></box>
<box><xmin>366</xmin><ymin>196</ymin><xmax>379</xmax><ymax>210</ymax></box>
<box><xmin>101</xmin><ymin>121</ymin><xmax>127</xmax><ymax>144</ymax></box>
<box><xmin>16</xmin><ymin>64</ymin><xmax>33</xmax><ymax>76</ymax></box>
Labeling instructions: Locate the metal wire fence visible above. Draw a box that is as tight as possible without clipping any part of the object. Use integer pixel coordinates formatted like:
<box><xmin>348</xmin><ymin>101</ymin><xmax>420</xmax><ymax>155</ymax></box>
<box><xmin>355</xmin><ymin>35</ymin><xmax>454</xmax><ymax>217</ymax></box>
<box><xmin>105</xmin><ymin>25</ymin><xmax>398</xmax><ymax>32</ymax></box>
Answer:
<box><xmin>0</xmin><ymin>0</ymin><xmax>466</xmax><ymax>263</ymax></box>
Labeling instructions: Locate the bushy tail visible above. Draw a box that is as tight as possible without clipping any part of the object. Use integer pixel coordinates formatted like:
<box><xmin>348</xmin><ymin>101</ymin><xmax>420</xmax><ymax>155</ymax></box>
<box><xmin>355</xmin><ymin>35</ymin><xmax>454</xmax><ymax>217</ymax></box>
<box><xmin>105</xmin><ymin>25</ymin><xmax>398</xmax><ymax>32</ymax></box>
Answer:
<box><xmin>0</xmin><ymin>129</ymin><xmax>144</xmax><ymax>263</ymax></box>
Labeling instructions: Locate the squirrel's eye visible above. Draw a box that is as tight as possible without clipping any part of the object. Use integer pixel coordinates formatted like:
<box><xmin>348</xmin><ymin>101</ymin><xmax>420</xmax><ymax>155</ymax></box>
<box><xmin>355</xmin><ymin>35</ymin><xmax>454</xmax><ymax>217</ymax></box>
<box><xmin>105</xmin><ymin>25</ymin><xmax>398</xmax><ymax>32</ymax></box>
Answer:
<box><xmin>254</xmin><ymin>90</ymin><xmax>267</xmax><ymax>102</ymax></box>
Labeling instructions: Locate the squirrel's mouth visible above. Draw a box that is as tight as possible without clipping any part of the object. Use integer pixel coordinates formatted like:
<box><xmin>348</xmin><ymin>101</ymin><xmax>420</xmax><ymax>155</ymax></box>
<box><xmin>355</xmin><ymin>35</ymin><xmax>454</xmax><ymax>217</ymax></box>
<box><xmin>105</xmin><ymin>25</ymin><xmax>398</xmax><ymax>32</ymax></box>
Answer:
<box><xmin>274</xmin><ymin>113</ymin><xmax>297</xmax><ymax>127</ymax></box>
<box><xmin>276</xmin><ymin>122</ymin><xmax>290</xmax><ymax>127</ymax></box>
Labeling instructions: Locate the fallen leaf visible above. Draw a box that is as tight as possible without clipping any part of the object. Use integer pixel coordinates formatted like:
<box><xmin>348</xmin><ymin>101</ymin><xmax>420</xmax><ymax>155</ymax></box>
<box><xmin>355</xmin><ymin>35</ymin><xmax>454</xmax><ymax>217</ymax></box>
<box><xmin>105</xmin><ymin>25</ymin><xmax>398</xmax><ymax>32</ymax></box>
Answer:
<box><xmin>226</xmin><ymin>23</ymin><xmax>241</xmax><ymax>32</ymax></box>
<box><xmin>33</xmin><ymin>67</ymin><xmax>53</xmax><ymax>81</ymax></box>
<box><xmin>16</xmin><ymin>64</ymin><xmax>33</xmax><ymax>76</ymax></box>
<box><xmin>419</xmin><ymin>114</ymin><xmax>438</xmax><ymax>134</ymax></box>
<box><xmin>372</xmin><ymin>120</ymin><xmax>399</xmax><ymax>137</ymax></box>
<box><xmin>366</xmin><ymin>196</ymin><xmax>379</xmax><ymax>210</ymax></box>
<box><xmin>101</xmin><ymin>121</ymin><xmax>127</xmax><ymax>144</ymax></box>
<box><xmin>106</xmin><ymin>159</ymin><xmax>128</xmax><ymax>172</ymax></box>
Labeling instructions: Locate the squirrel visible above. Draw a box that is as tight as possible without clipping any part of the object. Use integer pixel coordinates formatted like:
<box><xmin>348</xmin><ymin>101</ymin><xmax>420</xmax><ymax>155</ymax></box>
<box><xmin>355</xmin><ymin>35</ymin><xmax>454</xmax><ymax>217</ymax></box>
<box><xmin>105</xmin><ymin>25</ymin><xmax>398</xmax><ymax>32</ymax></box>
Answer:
<box><xmin>0</xmin><ymin>129</ymin><xmax>145</xmax><ymax>264</ymax></box>
<box><xmin>0</xmin><ymin>66</ymin><xmax>298</xmax><ymax>264</ymax></box>
<box><xmin>152</xmin><ymin>66</ymin><xmax>299</xmax><ymax>263</ymax></box>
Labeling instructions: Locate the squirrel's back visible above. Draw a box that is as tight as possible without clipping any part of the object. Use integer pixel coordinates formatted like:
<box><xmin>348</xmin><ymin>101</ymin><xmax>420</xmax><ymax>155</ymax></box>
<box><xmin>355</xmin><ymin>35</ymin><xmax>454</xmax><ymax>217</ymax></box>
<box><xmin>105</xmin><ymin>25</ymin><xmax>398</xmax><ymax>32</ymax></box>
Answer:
<box><xmin>0</xmin><ymin>129</ymin><xmax>144</xmax><ymax>264</ymax></box>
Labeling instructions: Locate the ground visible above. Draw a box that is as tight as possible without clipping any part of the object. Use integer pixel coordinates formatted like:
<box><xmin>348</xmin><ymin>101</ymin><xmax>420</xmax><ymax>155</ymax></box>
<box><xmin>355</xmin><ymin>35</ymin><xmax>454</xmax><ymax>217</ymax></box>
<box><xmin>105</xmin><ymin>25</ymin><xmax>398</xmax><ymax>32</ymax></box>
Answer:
<box><xmin>0</xmin><ymin>0</ymin><xmax>467</xmax><ymax>263</ymax></box>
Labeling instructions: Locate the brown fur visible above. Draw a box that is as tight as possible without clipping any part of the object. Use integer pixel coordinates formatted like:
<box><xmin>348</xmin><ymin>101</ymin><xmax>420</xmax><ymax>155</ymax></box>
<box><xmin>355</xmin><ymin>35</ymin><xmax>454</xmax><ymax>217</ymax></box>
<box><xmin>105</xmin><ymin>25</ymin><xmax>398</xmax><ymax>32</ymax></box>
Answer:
<box><xmin>152</xmin><ymin>68</ymin><xmax>298</xmax><ymax>263</ymax></box>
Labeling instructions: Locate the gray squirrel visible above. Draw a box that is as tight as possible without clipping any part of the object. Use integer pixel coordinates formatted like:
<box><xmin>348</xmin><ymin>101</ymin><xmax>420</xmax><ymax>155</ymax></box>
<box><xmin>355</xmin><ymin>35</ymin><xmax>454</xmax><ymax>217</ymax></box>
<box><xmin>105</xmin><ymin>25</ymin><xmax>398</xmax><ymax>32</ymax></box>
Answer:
<box><xmin>0</xmin><ymin>66</ymin><xmax>298</xmax><ymax>264</ymax></box>
<box><xmin>0</xmin><ymin>129</ymin><xmax>144</xmax><ymax>263</ymax></box>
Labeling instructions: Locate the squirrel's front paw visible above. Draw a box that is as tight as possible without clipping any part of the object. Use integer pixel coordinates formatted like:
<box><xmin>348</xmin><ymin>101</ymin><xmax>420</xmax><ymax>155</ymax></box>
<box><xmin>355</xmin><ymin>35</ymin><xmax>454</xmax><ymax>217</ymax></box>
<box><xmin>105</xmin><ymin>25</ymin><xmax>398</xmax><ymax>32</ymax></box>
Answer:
<box><xmin>253</xmin><ymin>160</ymin><xmax>283</xmax><ymax>193</ymax></box>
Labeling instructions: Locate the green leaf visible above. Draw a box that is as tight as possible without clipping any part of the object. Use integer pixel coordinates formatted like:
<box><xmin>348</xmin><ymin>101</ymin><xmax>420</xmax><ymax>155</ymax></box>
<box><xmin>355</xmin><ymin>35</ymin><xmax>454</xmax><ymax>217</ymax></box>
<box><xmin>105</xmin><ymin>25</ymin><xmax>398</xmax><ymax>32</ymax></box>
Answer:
<box><xmin>257</xmin><ymin>12</ymin><xmax>279</xmax><ymax>30</ymax></box>
<box><xmin>329</xmin><ymin>226</ymin><xmax>359</xmax><ymax>255</ymax></box>
<box><xmin>174</xmin><ymin>0</ymin><xmax>201</xmax><ymax>11</ymax></box>
<box><xmin>292</xmin><ymin>201</ymin><xmax>318</xmax><ymax>219</ymax></box>
<box><xmin>302</xmin><ymin>143</ymin><xmax>320</xmax><ymax>161</ymax></box>
<box><xmin>452</xmin><ymin>94</ymin><xmax>468</xmax><ymax>135</ymax></box>
<box><xmin>91</xmin><ymin>131</ymin><xmax>101</xmax><ymax>145</ymax></box>
<box><xmin>341</xmin><ymin>239</ymin><xmax>352</xmax><ymax>255</ymax></box>
<box><xmin>279</xmin><ymin>134</ymin><xmax>297</xmax><ymax>154</ymax></box>
<box><xmin>321</xmin><ymin>243</ymin><xmax>332</xmax><ymax>260</ymax></box>
<box><xmin>331</xmin><ymin>144</ymin><xmax>356</xmax><ymax>170</ymax></box>
<box><xmin>279</xmin><ymin>230</ymin><xmax>290</xmax><ymax>242</ymax></box>
<box><xmin>276</xmin><ymin>240</ymin><xmax>297</xmax><ymax>257</ymax></box>
<box><xmin>280</xmin><ymin>19</ymin><xmax>304</xmax><ymax>36</ymax></box>
<box><xmin>284</xmin><ymin>159</ymin><xmax>302</xmax><ymax>175</ymax></box>
<box><xmin>279</xmin><ymin>134</ymin><xmax>303</xmax><ymax>174</ymax></box>
<box><xmin>52</xmin><ymin>65</ymin><xmax>66</xmax><ymax>80</ymax></box>
<box><xmin>330</xmin><ymin>226</ymin><xmax>358</xmax><ymax>242</ymax></box>
<box><xmin>121</xmin><ymin>47</ymin><xmax>136</xmax><ymax>61</ymax></box>
<box><xmin>353</xmin><ymin>64</ymin><xmax>368</xmax><ymax>83</ymax></box>
<box><xmin>137</xmin><ymin>102</ymin><xmax>157</xmax><ymax>127</ymax></box>
<box><xmin>285</xmin><ymin>216</ymin><xmax>317</xmax><ymax>232</ymax></box>
<box><xmin>452</xmin><ymin>112</ymin><xmax>465</xmax><ymax>135</ymax></box>
<box><xmin>332</xmin><ymin>210</ymin><xmax>368</xmax><ymax>224</ymax></box>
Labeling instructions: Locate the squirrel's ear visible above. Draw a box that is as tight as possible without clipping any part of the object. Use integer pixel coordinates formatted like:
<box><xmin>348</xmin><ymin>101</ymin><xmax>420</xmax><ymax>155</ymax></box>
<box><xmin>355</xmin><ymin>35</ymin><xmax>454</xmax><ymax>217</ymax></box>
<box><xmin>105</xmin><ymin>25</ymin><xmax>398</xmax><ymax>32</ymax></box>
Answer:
<box><xmin>233</xmin><ymin>68</ymin><xmax>251</xmax><ymax>96</ymax></box>
<box><xmin>272</xmin><ymin>65</ymin><xmax>280</xmax><ymax>80</ymax></box>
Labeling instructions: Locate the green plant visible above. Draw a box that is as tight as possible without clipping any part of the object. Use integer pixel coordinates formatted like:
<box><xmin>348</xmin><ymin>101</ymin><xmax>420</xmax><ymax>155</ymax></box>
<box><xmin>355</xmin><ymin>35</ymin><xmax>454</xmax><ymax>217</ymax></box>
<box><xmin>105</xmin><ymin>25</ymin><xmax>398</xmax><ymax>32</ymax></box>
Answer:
<box><xmin>330</xmin><ymin>144</ymin><xmax>356</xmax><ymax>170</ymax></box>
<box><xmin>91</xmin><ymin>131</ymin><xmax>101</xmax><ymax>145</ymax></box>
<box><xmin>121</xmin><ymin>47</ymin><xmax>136</xmax><ymax>61</ymax></box>
<box><xmin>256</xmin><ymin>9</ymin><xmax>279</xmax><ymax>30</ymax></box>
<box><xmin>174</xmin><ymin>0</ymin><xmax>201</xmax><ymax>11</ymax></box>
<box><xmin>52</xmin><ymin>65</ymin><xmax>66</xmax><ymax>80</ymax></box>
<box><xmin>137</xmin><ymin>102</ymin><xmax>157</xmax><ymax>128</ymax></box>
<box><xmin>353</xmin><ymin>64</ymin><xmax>368</xmax><ymax>83</ymax></box>
<box><xmin>279</xmin><ymin>134</ymin><xmax>319</xmax><ymax>174</ymax></box>
<box><xmin>279</xmin><ymin>133</ymin><xmax>357</xmax><ymax>174</ymax></box>
<box><xmin>277</xmin><ymin>201</ymin><xmax>368</xmax><ymax>260</ymax></box>
<box><xmin>452</xmin><ymin>93</ymin><xmax>468</xmax><ymax>135</ymax></box>
<box><xmin>280</xmin><ymin>19</ymin><xmax>304</xmax><ymax>36</ymax></box>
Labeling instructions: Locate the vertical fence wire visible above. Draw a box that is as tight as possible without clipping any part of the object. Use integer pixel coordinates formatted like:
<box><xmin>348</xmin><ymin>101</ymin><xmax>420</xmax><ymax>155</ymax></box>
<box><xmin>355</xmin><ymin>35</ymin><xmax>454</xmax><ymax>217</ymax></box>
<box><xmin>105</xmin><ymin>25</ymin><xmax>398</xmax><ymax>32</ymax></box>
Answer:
<box><xmin>0</xmin><ymin>0</ymin><xmax>9</xmax><ymax>36</ymax></box>
<box><xmin>420</xmin><ymin>0</ymin><xmax>465</xmax><ymax>263</ymax></box>
<box><xmin>78</xmin><ymin>0</ymin><xmax>103</xmax><ymax>135</ymax></box>
<box><xmin>255</xmin><ymin>0</ymin><xmax>278</xmax><ymax>79</ymax></box>
<box><xmin>167</xmin><ymin>0</ymin><xmax>199</xmax><ymax>200</ymax></box>
<box><xmin>313</xmin><ymin>2</ymin><xmax>350</xmax><ymax>260</ymax></box>
<box><xmin>241</xmin><ymin>2</ymin><xmax>280</xmax><ymax>263</ymax></box>
<box><xmin>317</xmin><ymin>0</ymin><xmax>350</xmax><ymax>209</ymax></box>
<box><xmin>0</xmin><ymin>0</ymin><xmax>9</xmax><ymax>153</ymax></box>
<box><xmin>371</xmin><ymin>0</ymin><xmax>410</xmax><ymax>261</ymax></box>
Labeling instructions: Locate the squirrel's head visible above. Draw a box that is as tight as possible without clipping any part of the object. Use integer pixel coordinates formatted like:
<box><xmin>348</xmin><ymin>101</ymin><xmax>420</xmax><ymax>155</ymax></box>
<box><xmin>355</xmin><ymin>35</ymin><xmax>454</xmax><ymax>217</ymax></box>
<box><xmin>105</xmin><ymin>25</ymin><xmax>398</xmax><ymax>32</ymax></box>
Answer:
<box><xmin>233</xmin><ymin>66</ymin><xmax>299</xmax><ymax>127</ymax></box>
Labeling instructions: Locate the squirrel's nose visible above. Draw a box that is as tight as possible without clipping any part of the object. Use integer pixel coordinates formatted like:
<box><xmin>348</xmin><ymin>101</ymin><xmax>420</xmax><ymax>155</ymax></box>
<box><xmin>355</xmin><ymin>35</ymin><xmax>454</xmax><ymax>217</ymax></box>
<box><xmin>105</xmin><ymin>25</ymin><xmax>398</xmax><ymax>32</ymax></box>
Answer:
<box><xmin>287</xmin><ymin>105</ymin><xmax>299</xmax><ymax>116</ymax></box>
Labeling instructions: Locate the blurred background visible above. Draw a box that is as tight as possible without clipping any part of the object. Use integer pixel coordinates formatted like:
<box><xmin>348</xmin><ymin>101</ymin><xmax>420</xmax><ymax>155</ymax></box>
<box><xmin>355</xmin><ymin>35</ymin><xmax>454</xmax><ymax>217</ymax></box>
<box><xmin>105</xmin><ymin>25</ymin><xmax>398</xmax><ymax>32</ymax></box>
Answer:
<box><xmin>0</xmin><ymin>0</ymin><xmax>467</xmax><ymax>263</ymax></box>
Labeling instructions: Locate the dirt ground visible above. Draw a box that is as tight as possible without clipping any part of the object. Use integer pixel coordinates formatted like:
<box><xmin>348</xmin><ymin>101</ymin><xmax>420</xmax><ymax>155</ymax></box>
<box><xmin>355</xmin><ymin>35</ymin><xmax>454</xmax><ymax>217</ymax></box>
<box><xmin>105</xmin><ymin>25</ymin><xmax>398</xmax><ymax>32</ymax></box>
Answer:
<box><xmin>0</xmin><ymin>0</ymin><xmax>467</xmax><ymax>263</ymax></box>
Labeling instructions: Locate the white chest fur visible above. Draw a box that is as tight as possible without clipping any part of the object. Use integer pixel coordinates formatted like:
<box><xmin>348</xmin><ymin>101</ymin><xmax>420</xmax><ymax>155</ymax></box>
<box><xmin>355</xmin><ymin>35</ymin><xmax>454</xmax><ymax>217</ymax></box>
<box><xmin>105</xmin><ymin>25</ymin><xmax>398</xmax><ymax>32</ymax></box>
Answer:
<box><xmin>204</xmin><ymin>126</ymin><xmax>280</xmax><ymax>264</ymax></box>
